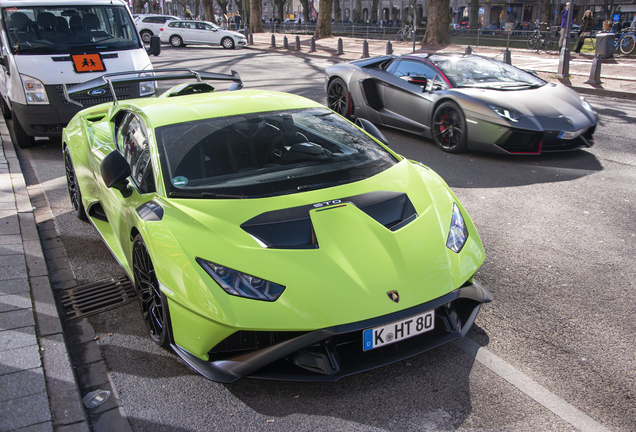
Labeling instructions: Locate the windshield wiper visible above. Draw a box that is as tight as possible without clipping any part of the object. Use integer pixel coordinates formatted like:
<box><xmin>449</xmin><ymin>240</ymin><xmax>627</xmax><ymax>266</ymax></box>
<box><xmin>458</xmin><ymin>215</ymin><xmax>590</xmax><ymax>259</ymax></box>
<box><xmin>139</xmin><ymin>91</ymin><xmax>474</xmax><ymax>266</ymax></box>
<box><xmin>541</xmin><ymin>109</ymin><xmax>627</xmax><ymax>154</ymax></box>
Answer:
<box><xmin>168</xmin><ymin>191</ymin><xmax>248</xmax><ymax>199</ymax></box>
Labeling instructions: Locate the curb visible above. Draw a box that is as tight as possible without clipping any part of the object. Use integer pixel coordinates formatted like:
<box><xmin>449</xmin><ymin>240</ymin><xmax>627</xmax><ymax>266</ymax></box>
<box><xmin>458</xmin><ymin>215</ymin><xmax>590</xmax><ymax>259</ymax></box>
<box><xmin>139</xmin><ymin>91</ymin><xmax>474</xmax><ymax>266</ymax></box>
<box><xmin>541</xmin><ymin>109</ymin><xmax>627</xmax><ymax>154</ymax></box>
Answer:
<box><xmin>1</xmin><ymin>123</ymin><xmax>89</xmax><ymax>432</ymax></box>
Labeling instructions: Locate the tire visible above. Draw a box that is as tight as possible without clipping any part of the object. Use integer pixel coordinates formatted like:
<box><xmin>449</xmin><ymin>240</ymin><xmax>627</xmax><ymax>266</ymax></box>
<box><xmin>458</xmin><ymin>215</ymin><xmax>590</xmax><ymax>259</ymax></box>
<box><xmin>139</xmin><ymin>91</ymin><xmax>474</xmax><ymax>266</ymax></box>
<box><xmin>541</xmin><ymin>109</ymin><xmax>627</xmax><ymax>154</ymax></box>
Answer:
<box><xmin>327</xmin><ymin>77</ymin><xmax>351</xmax><ymax>119</ymax></box>
<box><xmin>64</xmin><ymin>146</ymin><xmax>88</xmax><ymax>221</ymax></box>
<box><xmin>527</xmin><ymin>34</ymin><xmax>539</xmax><ymax>50</ymax></box>
<box><xmin>140</xmin><ymin>30</ymin><xmax>152</xmax><ymax>44</ymax></box>
<box><xmin>221</xmin><ymin>36</ymin><xmax>235</xmax><ymax>49</ymax></box>
<box><xmin>432</xmin><ymin>101</ymin><xmax>468</xmax><ymax>154</ymax></box>
<box><xmin>170</xmin><ymin>35</ymin><xmax>184</xmax><ymax>47</ymax></box>
<box><xmin>620</xmin><ymin>33</ymin><xmax>635</xmax><ymax>55</ymax></box>
<box><xmin>132</xmin><ymin>234</ymin><xmax>172</xmax><ymax>350</ymax></box>
<box><xmin>12</xmin><ymin>116</ymin><xmax>35</xmax><ymax>149</ymax></box>
<box><xmin>0</xmin><ymin>96</ymin><xmax>11</xmax><ymax>120</ymax></box>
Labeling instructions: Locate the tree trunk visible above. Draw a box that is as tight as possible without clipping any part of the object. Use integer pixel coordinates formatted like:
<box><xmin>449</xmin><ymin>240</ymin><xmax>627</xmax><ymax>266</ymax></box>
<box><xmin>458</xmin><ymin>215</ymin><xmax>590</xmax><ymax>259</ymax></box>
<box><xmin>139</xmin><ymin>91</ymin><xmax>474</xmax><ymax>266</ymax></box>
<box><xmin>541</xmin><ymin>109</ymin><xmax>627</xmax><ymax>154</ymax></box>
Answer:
<box><xmin>299</xmin><ymin>0</ymin><xmax>310</xmax><ymax>22</ymax></box>
<box><xmin>371</xmin><ymin>0</ymin><xmax>379</xmax><ymax>22</ymax></box>
<box><xmin>274</xmin><ymin>0</ymin><xmax>288</xmax><ymax>21</ymax></box>
<box><xmin>469</xmin><ymin>0</ymin><xmax>479</xmax><ymax>29</ymax></box>
<box><xmin>335</xmin><ymin>0</ymin><xmax>342</xmax><ymax>22</ymax></box>
<box><xmin>202</xmin><ymin>0</ymin><xmax>216</xmax><ymax>23</ymax></box>
<box><xmin>421</xmin><ymin>0</ymin><xmax>451</xmax><ymax>46</ymax></box>
<box><xmin>541</xmin><ymin>0</ymin><xmax>551</xmax><ymax>26</ymax></box>
<box><xmin>354</xmin><ymin>0</ymin><xmax>362</xmax><ymax>22</ymax></box>
<box><xmin>314</xmin><ymin>0</ymin><xmax>334</xmax><ymax>38</ymax></box>
<box><xmin>217</xmin><ymin>0</ymin><xmax>229</xmax><ymax>16</ymax></box>
<box><xmin>249</xmin><ymin>0</ymin><xmax>265</xmax><ymax>32</ymax></box>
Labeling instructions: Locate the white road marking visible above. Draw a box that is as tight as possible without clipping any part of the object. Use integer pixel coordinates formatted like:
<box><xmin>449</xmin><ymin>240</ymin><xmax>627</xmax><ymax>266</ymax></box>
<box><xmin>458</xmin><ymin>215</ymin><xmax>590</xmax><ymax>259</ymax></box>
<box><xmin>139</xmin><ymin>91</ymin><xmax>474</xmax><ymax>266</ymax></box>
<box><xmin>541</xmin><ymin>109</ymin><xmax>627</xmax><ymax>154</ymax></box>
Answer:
<box><xmin>453</xmin><ymin>337</ymin><xmax>612</xmax><ymax>432</ymax></box>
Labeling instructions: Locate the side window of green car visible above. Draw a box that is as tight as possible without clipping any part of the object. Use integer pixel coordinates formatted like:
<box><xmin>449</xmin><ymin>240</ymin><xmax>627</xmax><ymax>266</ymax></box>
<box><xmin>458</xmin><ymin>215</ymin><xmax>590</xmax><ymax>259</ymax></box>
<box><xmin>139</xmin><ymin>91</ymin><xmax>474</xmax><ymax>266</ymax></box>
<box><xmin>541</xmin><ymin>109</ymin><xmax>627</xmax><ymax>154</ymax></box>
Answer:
<box><xmin>116</xmin><ymin>112</ymin><xmax>155</xmax><ymax>194</ymax></box>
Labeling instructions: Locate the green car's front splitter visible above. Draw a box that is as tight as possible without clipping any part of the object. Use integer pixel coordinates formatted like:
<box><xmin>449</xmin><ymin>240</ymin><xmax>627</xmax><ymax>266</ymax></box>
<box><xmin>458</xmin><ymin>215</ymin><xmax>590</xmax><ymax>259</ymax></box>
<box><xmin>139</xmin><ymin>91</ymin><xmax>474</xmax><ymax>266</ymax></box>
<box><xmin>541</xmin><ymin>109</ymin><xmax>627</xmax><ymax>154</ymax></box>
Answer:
<box><xmin>171</xmin><ymin>281</ymin><xmax>492</xmax><ymax>383</ymax></box>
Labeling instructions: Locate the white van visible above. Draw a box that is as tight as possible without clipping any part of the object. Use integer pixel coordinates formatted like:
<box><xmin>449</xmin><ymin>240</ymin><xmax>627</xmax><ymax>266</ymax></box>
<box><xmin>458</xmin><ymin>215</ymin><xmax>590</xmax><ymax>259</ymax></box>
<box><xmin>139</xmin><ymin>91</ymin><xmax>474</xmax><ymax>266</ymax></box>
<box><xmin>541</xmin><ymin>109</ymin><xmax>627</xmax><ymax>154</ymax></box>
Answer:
<box><xmin>0</xmin><ymin>0</ymin><xmax>158</xmax><ymax>148</ymax></box>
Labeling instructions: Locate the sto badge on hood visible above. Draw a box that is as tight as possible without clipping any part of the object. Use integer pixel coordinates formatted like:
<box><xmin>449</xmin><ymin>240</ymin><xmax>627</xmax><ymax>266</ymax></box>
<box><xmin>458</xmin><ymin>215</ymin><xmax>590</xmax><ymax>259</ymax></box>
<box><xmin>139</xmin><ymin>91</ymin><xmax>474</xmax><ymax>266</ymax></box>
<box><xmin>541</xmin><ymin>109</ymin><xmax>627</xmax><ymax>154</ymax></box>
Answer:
<box><xmin>387</xmin><ymin>290</ymin><xmax>399</xmax><ymax>303</ymax></box>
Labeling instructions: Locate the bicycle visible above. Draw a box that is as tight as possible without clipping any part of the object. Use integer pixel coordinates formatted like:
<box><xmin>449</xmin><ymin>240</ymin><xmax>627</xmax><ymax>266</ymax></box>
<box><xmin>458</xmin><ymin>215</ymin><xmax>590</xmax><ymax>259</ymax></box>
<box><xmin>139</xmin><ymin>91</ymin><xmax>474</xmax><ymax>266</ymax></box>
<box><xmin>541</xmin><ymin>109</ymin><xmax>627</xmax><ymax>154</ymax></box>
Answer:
<box><xmin>527</xmin><ymin>25</ymin><xmax>559</xmax><ymax>52</ymax></box>
<box><xmin>396</xmin><ymin>24</ymin><xmax>414</xmax><ymax>42</ymax></box>
<box><xmin>614</xmin><ymin>28</ymin><xmax>635</xmax><ymax>54</ymax></box>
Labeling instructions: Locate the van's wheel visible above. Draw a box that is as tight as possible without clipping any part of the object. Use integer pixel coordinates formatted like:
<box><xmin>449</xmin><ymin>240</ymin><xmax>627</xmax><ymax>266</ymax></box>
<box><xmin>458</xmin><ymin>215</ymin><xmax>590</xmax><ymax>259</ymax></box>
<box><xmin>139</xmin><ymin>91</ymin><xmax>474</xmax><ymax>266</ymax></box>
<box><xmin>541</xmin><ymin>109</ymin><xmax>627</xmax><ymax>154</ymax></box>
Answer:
<box><xmin>64</xmin><ymin>146</ymin><xmax>88</xmax><ymax>221</ymax></box>
<box><xmin>170</xmin><ymin>35</ymin><xmax>184</xmax><ymax>47</ymax></box>
<box><xmin>221</xmin><ymin>37</ymin><xmax>235</xmax><ymax>49</ymax></box>
<box><xmin>140</xmin><ymin>30</ymin><xmax>152</xmax><ymax>43</ymax></box>
<box><xmin>0</xmin><ymin>97</ymin><xmax>11</xmax><ymax>119</ymax></box>
<box><xmin>133</xmin><ymin>234</ymin><xmax>173</xmax><ymax>350</ymax></box>
<box><xmin>12</xmin><ymin>116</ymin><xmax>35</xmax><ymax>149</ymax></box>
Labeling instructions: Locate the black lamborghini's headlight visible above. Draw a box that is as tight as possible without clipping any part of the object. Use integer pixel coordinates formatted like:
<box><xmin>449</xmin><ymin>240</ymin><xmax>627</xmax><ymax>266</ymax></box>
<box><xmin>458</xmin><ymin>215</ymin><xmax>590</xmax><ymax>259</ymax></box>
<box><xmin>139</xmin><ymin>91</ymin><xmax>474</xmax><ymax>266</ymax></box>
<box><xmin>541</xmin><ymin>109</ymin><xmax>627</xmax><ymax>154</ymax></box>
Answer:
<box><xmin>196</xmin><ymin>258</ymin><xmax>286</xmax><ymax>301</ymax></box>
<box><xmin>488</xmin><ymin>105</ymin><xmax>521</xmax><ymax>122</ymax></box>
<box><xmin>446</xmin><ymin>203</ymin><xmax>468</xmax><ymax>253</ymax></box>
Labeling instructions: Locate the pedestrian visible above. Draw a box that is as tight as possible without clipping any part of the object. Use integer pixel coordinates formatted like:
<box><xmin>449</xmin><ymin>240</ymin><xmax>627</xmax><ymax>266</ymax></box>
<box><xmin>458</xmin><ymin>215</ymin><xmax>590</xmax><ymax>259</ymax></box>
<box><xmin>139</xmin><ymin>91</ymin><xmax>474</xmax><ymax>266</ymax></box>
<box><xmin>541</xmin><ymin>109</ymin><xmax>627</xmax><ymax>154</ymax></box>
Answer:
<box><xmin>221</xmin><ymin>14</ymin><xmax>228</xmax><ymax>30</ymax></box>
<box><xmin>574</xmin><ymin>10</ymin><xmax>594</xmax><ymax>53</ymax></box>
<box><xmin>559</xmin><ymin>2</ymin><xmax>573</xmax><ymax>49</ymax></box>
<box><xmin>234</xmin><ymin>13</ymin><xmax>241</xmax><ymax>31</ymax></box>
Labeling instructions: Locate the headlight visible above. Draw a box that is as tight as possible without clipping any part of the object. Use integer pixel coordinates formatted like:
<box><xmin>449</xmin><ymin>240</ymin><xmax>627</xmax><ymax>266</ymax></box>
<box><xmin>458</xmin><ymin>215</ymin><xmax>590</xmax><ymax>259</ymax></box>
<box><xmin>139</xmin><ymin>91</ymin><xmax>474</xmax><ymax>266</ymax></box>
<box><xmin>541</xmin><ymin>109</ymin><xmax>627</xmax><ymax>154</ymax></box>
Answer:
<box><xmin>488</xmin><ymin>105</ymin><xmax>520</xmax><ymax>122</ymax></box>
<box><xmin>446</xmin><ymin>203</ymin><xmax>468</xmax><ymax>253</ymax></box>
<box><xmin>580</xmin><ymin>97</ymin><xmax>593</xmax><ymax>112</ymax></box>
<box><xmin>197</xmin><ymin>258</ymin><xmax>286</xmax><ymax>301</ymax></box>
<box><xmin>21</xmin><ymin>75</ymin><xmax>48</xmax><ymax>104</ymax></box>
<box><xmin>139</xmin><ymin>71</ymin><xmax>155</xmax><ymax>96</ymax></box>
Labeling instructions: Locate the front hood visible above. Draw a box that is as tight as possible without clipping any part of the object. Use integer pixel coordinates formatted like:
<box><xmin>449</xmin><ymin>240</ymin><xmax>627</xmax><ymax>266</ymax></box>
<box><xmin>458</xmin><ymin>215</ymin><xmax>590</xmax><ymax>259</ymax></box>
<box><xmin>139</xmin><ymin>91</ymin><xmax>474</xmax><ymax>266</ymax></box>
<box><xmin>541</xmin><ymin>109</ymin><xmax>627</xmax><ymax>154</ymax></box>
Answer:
<box><xmin>14</xmin><ymin>49</ymin><xmax>152</xmax><ymax>85</ymax></box>
<box><xmin>457</xmin><ymin>83</ymin><xmax>595</xmax><ymax>130</ymax></box>
<box><xmin>151</xmin><ymin>160</ymin><xmax>485</xmax><ymax>330</ymax></box>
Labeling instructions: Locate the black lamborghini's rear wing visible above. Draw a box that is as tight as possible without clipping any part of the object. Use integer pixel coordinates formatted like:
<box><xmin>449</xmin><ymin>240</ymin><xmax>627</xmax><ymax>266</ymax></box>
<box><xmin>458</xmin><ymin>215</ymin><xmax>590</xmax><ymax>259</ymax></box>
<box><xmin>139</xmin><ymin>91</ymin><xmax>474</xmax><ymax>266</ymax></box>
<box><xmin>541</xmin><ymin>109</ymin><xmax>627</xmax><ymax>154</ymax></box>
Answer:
<box><xmin>62</xmin><ymin>69</ymin><xmax>243</xmax><ymax>107</ymax></box>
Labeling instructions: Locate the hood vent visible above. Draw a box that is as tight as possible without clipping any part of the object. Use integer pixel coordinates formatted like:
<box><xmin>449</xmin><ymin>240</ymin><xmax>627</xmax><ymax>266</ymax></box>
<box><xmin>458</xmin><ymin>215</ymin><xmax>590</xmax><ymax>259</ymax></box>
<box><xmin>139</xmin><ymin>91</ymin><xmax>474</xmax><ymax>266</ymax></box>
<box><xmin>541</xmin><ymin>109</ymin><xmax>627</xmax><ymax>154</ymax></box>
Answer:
<box><xmin>241</xmin><ymin>191</ymin><xmax>418</xmax><ymax>249</ymax></box>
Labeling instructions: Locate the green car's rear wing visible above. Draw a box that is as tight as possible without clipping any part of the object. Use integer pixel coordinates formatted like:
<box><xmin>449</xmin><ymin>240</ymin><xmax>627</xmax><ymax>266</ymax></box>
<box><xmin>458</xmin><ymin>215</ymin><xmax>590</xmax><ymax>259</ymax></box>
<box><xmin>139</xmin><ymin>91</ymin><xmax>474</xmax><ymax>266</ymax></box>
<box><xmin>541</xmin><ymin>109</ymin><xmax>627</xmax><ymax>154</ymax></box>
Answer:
<box><xmin>62</xmin><ymin>69</ymin><xmax>243</xmax><ymax>107</ymax></box>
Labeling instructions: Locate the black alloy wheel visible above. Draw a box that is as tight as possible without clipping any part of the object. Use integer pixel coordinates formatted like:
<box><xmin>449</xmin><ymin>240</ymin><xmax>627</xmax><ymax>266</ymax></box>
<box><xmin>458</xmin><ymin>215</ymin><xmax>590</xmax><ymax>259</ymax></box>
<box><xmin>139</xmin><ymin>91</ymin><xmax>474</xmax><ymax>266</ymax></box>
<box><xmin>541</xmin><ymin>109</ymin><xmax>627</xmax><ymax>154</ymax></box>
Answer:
<box><xmin>327</xmin><ymin>77</ymin><xmax>351</xmax><ymax>119</ymax></box>
<box><xmin>221</xmin><ymin>36</ymin><xmax>235</xmax><ymax>49</ymax></box>
<box><xmin>432</xmin><ymin>101</ymin><xmax>468</xmax><ymax>153</ymax></box>
<box><xmin>132</xmin><ymin>234</ymin><xmax>172</xmax><ymax>350</ymax></box>
<box><xmin>170</xmin><ymin>35</ymin><xmax>184</xmax><ymax>47</ymax></box>
<box><xmin>63</xmin><ymin>147</ymin><xmax>87</xmax><ymax>221</ymax></box>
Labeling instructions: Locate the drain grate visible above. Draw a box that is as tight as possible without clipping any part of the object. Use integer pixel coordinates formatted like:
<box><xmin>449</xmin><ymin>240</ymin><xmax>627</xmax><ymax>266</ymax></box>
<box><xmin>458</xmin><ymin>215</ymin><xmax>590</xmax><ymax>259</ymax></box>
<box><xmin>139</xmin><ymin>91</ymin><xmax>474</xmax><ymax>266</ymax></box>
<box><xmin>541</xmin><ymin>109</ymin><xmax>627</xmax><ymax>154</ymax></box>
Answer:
<box><xmin>59</xmin><ymin>276</ymin><xmax>137</xmax><ymax>320</ymax></box>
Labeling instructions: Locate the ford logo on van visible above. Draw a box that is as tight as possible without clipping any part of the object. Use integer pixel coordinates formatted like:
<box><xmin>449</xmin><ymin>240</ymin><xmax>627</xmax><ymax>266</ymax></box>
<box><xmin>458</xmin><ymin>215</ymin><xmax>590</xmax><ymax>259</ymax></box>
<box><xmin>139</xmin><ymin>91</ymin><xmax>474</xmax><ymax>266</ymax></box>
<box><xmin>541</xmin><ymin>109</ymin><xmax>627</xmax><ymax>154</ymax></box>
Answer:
<box><xmin>88</xmin><ymin>89</ymin><xmax>106</xmax><ymax>96</ymax></box>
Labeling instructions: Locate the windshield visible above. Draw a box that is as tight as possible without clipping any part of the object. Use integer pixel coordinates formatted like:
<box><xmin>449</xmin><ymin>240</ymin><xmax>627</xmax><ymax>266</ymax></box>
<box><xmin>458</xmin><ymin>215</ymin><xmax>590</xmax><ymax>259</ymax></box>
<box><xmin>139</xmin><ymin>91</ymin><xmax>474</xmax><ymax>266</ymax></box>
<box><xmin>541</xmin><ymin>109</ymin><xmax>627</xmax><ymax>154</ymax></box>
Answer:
<box><xmin>156</xmin><ymin>108</ymin><xmax>399</xmax><ymax>198</ymax></box>
<box><xmin>3</xmin><ymin>5</ymin><xmax>140</xmax><ymax>55</ymax></box>
<box><xmin>432</xmin><ymin>55</ymin><xmax>546</xmax><ymax>89</ymax></box>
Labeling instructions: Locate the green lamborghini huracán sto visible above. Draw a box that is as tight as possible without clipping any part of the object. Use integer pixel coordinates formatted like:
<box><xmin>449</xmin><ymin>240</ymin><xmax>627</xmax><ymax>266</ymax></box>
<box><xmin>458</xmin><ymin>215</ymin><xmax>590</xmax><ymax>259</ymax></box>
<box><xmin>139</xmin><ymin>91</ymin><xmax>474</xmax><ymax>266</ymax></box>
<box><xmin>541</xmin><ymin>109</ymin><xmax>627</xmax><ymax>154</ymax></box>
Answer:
<box><xmin>62</xmin><ymin>70</ymin><xmax>491</xmax><ymax>382</ymax></box>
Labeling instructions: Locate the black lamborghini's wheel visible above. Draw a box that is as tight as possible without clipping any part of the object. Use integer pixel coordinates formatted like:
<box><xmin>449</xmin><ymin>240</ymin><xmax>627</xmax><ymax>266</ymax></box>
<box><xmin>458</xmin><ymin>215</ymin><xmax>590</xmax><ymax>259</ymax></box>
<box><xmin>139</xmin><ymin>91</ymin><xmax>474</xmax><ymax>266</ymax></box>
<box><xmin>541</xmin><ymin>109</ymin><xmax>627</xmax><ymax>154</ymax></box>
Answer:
<box><xmin>133</xmin><ymin>234</ymin><xmax>172</xmax><ymax>350</ymax></box>
<box><xmin>327</xmin><ymin>77</ymin><xmax>351</xmax><ymax>119</ymax></box>
<box><xmin>0</xmin><ymin>96</ymin><xmax>11</xmax><ymax>120</ymax></box>
<box><xmin>170</xmin><ymin>35</ymin><xmax>184</xmax><ymax>47</ymax></box>
<box><xmin>12</xmin><ymin>116</ymin><xmax>35</xmax><ymax>149</ymax></box>
<box><xmin>140</xmin><ymin>30</ymin><xmax>152</xmax><ymax>44</ymax></box>
<box><xmin>432</xmin><ymin>101</ymin><xmax>468</xmax><ymax>154</ymax></box>
<box><xmin>221</xmin><ymin>36</ymin><xmax>235</xmax><ymax>49</ymax></box>
<box><xmin>63</xmin><ymin>146</ymin><xmax>88</xmax><ymax>221</ymax></box>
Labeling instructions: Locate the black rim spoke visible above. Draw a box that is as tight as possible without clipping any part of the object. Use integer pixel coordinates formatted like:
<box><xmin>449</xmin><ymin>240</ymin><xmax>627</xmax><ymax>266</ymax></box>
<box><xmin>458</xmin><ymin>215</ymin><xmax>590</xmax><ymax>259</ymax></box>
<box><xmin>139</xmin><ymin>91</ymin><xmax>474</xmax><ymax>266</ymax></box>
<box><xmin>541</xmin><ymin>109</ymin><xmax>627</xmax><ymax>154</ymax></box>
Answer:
<box><xmin>133</xmin><ymin>240</ymin><xmax>165</xmax><ymax>342</ymax></box>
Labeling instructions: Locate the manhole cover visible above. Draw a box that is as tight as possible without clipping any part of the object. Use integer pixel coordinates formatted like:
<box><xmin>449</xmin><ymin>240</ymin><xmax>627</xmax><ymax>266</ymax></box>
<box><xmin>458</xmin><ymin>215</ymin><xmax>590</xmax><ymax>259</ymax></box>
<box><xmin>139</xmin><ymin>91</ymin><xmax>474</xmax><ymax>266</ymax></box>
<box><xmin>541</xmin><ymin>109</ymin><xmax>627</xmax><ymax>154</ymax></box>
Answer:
<box><xmin>59</xmin><ymin>276</ymin><xmax>137</xmax><ymax>320</ymax></box>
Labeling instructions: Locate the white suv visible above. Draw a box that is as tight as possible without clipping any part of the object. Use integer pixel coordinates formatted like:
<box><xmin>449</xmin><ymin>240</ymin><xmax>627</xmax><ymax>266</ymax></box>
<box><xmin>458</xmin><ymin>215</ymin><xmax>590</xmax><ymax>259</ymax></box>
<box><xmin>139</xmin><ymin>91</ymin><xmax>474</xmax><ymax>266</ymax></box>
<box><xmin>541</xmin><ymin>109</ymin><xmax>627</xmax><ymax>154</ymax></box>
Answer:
<box><xmin>135</xmin><ymin>14</ymin><xmax>179</xmax><ymax>43</ymax></box>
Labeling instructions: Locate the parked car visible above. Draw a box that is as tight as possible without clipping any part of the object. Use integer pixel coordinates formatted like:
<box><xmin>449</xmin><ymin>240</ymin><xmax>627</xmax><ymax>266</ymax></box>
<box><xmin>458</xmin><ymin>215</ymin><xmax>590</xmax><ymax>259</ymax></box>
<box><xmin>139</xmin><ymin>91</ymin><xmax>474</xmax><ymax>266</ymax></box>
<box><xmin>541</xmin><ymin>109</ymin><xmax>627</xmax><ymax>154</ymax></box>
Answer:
<box><xmin>61</xmin><ymin>69</ymin><xmax>490</xmax><ymax>382</ymax></box>
<box><xmin>135</xmin><ymin>14</ymin><xmax>179</xmax><ymax>43</ymax></box>
<box><xmin>480</xmin><ymin>24</ymin><xmax>502</xmax><ymax>35</ymax></box>
<box><xmin>326</xmin><ymin>53</ymin><xmax>598</xmax><ymax>154</ymax></box>
<box><xmin>160</xmin><ymin>19</ymin><xmax>246</xmax><ymax>49</ymax></box>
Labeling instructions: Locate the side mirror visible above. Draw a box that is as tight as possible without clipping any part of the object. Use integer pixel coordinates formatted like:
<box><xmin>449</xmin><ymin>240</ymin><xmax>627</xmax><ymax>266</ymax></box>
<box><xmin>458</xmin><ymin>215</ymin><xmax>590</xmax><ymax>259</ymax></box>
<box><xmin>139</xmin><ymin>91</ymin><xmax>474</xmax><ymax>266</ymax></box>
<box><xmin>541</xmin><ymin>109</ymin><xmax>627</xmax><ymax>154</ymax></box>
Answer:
<box><xmin>146</xmin><ymin>35</ymin><xmax>161</xmax><ymax>56</ymax></box>
<box><xmin>101</xmin><ymin>150</ymin><xmax>132</xmax><ymax>198</ymax></box>
<box><xmin>355</xmin><ymin>118</ymin><xmax>389</xmax><ymax>146</ymax></box>
<box><xmin>407</xmin><ymin>75</ymin><xmax>428</xmax><ymax>88</ymax></box>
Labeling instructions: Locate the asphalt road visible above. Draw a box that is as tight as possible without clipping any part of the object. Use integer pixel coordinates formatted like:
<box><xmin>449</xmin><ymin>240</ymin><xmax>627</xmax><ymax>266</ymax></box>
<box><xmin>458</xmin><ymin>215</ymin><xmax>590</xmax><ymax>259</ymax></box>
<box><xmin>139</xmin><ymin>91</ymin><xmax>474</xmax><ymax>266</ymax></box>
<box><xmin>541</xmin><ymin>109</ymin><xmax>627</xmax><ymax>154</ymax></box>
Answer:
<box><xmin>12</xmin><ymin>46</ymin><xmax>636</xmax><ymax>432</ymax></box>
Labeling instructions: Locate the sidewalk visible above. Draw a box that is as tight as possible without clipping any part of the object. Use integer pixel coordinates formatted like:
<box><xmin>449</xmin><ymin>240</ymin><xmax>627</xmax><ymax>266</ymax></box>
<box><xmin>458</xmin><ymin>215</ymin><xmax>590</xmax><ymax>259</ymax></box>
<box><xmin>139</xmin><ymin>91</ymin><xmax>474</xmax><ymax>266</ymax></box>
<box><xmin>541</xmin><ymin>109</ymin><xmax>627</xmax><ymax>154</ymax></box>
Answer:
<box><xmin>246</xmin><ymin>33</ymin><xmax>636</xmax><ymax>99</ymax></box>
<box><xmin>0</xmin><ymin>123</ymin><xmax>88</xmax><ymax>431</ymax></box>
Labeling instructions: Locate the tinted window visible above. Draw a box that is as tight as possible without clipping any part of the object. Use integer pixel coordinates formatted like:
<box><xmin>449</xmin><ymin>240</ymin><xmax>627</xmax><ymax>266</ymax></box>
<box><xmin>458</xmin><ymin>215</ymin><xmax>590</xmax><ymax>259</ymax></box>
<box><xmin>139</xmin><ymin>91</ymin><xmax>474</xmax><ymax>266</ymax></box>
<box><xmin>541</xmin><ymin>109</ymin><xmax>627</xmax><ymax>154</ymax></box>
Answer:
<box><xmin>156</xmin><ymin>108</ymin><xmax>398</xmax><ymax>198</ymax></box>
<box><xmin>393</xmin><ymin>60</ymin><xmax>437</xmax><ymax>80</ymax></box>
<box><xmin>117</xmin><ymin>113</ymin><xmax>154</xmax><ymax>193</ymax></box>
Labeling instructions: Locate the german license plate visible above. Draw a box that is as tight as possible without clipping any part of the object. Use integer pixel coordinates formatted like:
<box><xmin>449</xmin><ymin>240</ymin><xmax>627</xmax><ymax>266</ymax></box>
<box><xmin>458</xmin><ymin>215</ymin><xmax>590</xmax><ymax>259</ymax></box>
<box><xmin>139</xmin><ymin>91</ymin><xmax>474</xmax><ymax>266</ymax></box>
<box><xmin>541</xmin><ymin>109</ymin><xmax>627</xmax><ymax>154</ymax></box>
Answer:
<box><xmin>363</xmin><ymin>310</ymin><xmax>434</xmax><ymax>351</ymax></box>
<box><xmin>558</xmin><ymin>128</ymin><xmax>584</xmax><ymax>140</ymax></box>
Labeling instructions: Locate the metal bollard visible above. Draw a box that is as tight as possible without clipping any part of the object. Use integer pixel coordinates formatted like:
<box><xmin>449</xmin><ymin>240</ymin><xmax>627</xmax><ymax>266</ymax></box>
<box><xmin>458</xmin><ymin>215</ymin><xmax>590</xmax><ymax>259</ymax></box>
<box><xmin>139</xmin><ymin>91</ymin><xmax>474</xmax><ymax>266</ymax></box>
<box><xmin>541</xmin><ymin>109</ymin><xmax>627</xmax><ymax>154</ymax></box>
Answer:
<box><xmin>386</xmin><ymin>40</ymin><xmax>393</xmax><ymax>55</ymax></box>
<box><xmin>309</xmin><ymin>36</ymin><xmax>316</xmax><ymax>52</ymax></box>
<box><xmin>270</xmin><ymin>34</ymin><xmax>276</xmax><ymax>48</ymax></box>
<box><xmin>283</xmin><ymin>36</ymin><xmax>289</xmax><ymax>49</ymax></box>
<box><xmin>248</xmin><ymin>33</ymin><xmax>253</xmax><ymax>45</ymax></box>
<box><xmin>503</xmin><ymin>49</ymin><xmax>511</xmax><ymax>64</ymax></box>
<box><xmin>465</xmin><ymin>45</ymin><xmax>472</xmax><ymax>55</ymax></box>
<box><xmin>295</xmin><ymin>35</ymin><xmax>301</xmax><ymax>51</ymax></box>
<box><xmin>586</xmin><ymin>55</ymin><xmax>602</xmax><ymax>84</ymax></box>
<box><xmin>336</xmin><ymin>38</ymin><xmax>344</xmax><ymax>55</ymax></box>
<box><xmin>362</xmin><ymin>39</ymin><xmax>369</xmax><ymax>58</ymax></box>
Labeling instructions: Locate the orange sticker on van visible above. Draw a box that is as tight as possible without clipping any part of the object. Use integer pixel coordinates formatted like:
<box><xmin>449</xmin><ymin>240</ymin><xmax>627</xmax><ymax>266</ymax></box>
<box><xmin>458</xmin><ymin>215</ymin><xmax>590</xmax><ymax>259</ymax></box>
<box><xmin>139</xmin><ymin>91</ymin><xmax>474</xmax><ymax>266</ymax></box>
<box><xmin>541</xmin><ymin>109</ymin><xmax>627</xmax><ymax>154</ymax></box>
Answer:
<box><xmin>72</xmin><ymin>54</ymin><xmax>105</xmax><ymax>73</ymax></box>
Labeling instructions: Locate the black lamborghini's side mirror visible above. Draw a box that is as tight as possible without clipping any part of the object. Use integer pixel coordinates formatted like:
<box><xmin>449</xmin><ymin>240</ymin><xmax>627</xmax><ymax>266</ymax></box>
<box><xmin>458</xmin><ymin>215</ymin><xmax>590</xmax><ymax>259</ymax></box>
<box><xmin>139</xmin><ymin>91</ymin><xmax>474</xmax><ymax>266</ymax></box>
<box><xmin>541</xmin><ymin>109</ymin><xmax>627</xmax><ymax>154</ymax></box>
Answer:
<box><xmin>355</xmin><ymin>118</ymin><xmax>389</xmax><ymax>146</ymax></box>
<box><xmin>101</xmin><ymin>151</ymin><xmax>132</xmax><ymax>198</ymax></box>
<box><xmin>408</xmin><ymin>75</ymin><xmax>428</xmax><ymax>87</ymax></box>
<box><xmin>146</xmin><ymin>35</ymin><xmax>161</xmax><ymax>56</ymax></box>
